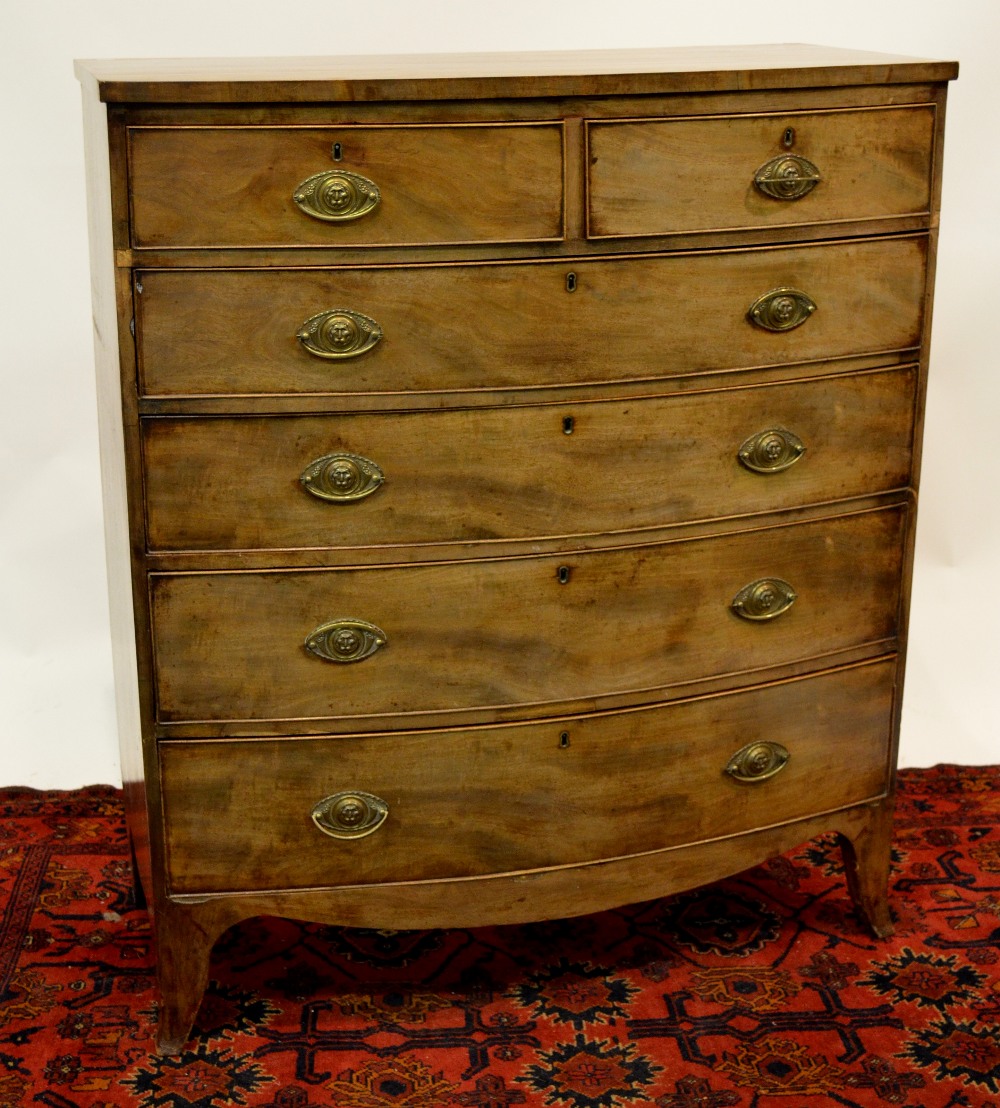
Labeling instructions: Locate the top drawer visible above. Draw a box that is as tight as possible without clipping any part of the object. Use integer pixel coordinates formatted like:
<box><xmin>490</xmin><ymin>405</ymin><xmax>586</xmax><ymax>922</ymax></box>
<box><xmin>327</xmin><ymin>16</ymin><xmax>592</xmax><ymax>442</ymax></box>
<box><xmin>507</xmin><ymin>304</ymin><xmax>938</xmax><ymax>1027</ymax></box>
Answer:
<box><xmin>586</xmin><ymin>105</ymin><xmax>935</xmax><ymax>239</ymax></box>
<box><xmin>127</xmin><ymin>123</ymin><xmax>565</xmax><ymax>249</ymax></box>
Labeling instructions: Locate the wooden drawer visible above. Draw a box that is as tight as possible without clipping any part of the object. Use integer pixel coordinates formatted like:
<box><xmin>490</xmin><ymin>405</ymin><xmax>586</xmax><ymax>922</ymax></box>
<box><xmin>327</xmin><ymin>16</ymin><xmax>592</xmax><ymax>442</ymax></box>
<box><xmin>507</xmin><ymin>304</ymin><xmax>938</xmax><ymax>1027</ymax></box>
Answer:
<box><xmin>149</xmin><ymin>505</ymin><xmax>905</xmax><ymax>725</ymax></box>
<box><xmin>142</xmin><ymin>366</ymin><xmax>916</xmax><ymax>553</ymax></box>
<box><xmin>135</xmin><ymin>236</ymin><xmax>926</xmax><ymax>396</ymax></box>
<box><xmin>586</xmin><ymin>105</ymin><xmax>935</xmax><ymax>239</ymax></box>
<box><xmin>160</xmin><ymin>659</ymin><xmax>894</xmax><ymax>893</ymax></box>
<box><xmin>127</xmin><ymin>123</ymin><xmax>565</xmax><ymax>249</ymax></box>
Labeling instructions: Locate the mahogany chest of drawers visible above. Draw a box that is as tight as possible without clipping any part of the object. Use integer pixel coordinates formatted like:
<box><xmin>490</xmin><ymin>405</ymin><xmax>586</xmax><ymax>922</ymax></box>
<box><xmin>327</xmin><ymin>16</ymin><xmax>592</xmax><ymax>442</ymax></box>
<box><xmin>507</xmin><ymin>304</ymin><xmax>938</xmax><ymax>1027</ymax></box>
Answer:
<box><xmin>76</xmin><ymin>46</ymin><xmax>957</xmax><ymax>1053</ymax></box>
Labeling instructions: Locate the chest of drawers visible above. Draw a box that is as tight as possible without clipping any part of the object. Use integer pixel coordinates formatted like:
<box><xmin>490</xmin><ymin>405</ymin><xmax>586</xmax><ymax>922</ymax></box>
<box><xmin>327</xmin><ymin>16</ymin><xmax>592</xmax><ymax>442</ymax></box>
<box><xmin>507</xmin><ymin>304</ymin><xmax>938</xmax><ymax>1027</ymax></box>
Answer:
<box><xmin>76</xmin><ymin>46</ymin><xmax>956</xmax><ymax>1053</ymax></box>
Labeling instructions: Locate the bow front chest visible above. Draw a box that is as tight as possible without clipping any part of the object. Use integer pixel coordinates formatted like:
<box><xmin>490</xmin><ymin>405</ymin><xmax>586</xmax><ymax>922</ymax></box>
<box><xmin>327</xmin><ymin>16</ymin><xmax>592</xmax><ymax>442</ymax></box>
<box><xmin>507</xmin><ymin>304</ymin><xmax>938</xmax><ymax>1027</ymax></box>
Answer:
<box><xmin>76</xmin><ymin>45</ymin><xmax>957</xmax><ymax>1052</ymax></box>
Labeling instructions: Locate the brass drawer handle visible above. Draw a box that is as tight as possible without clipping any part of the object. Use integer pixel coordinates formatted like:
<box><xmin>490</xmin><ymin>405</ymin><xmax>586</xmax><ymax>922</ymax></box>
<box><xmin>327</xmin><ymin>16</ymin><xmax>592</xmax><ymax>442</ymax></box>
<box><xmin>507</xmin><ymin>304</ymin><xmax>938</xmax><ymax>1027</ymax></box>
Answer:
<box><xmin>747</xmin><ymin>287</ymin><xmax>817</xmax><ymax>332</ymax></box>
<box><xmin>293</xmin><ymin>169</ymin><xmax>381</xmax><ymax>222</ymax></box>
<box><xmin>305</xmin><ymin>618</ymin><xmax>386</xmax><ymax>663</ymax></box>
<box><xmin>731</xmin><ymin>578</ymin><xmax>797</xmax><ymax>621</ymax></box>
<box><xmin>738</xmin><ymin>428</ymin><xmax>805</xmax><ymax>474</ymax></box>
<box><xmin>725</xmin><ymin>741</ymin><xmax>790</xmax><ymax>783</ymax></box>
<box><xmin>312</xmin><ymin>791</ymin><xmax>388</xmax><ymax>839</ymax></box>
<box><xmin>753</xmin><ymin>154</ymin><xmax>821</xmax><ymax>200</ymax></box>
<box><xmin>301</xmin><ymin>452</ymin><xmax>385</xmax><ymax>503</ymax></box>
<box><xmin>297</xmin><ymin>308</ymin><xmax>383</xmax><ymax>360</ymax></box>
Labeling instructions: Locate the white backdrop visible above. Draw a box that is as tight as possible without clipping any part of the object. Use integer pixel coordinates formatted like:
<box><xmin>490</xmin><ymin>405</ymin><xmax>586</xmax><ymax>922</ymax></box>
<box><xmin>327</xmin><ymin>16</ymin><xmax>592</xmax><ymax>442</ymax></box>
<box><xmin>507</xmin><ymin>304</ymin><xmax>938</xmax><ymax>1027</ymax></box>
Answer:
<box><xmin>2</xmin><ymin>0</ymin><xmax>997</xmax><ymax>787</ymax></box>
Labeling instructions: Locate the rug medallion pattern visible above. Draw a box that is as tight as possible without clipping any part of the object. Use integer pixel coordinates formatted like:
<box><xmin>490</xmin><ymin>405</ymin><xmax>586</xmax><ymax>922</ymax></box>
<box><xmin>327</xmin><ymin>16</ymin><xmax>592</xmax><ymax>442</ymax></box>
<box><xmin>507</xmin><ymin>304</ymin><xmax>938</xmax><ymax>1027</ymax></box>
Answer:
<box><xmin>0</xmin><ymin>765</ymin><xmax>998</xmax><ymax>1106</ymax></box>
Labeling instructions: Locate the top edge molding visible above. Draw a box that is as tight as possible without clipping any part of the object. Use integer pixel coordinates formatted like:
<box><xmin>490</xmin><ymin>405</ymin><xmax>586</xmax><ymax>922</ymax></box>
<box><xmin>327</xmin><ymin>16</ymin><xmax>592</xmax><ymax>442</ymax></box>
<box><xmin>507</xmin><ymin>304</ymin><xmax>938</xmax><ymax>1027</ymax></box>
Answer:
<box><xmin>75</xmin><ymin>45</ymin><xmax>959</xmax><ymax>105</ymax></box>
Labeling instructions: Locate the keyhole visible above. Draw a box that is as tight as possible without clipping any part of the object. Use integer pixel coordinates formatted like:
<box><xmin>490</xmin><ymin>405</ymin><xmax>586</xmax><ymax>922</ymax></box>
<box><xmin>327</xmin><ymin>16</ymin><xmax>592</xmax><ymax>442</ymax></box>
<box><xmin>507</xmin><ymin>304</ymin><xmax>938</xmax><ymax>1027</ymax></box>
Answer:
<box><xmin>332</xmin><ymin>142</ymin><xmax>343</xmax><ymax>161</ymax></box>
<box><xmin>559</xmin><ymin>731</ymin><xmax>570</xmax><ymax>749</ymax></box>
<box><xmin>557</xmin><ymin>566</ymin><xmax>570</xmax><ymax>584</ymax></box>
<box><xmin>782</xmin><ymin>127</ymin><xmax>795</xmax><ymax>149</ymax></box>
<box><xmin>562</xmin><ymin>416</ymin><xmax>575</xmax><ymax>435</ymax></box>
<box><xmin>566</xmin><ymin>272</ymin><xmax>577</xmax><ymax>293</ymax></box>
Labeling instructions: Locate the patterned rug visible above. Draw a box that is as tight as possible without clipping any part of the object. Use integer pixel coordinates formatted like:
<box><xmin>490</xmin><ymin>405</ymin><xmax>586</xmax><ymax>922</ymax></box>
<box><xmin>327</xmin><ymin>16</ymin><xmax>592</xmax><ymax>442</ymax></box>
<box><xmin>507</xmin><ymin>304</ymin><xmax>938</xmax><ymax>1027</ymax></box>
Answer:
<box><xmin>1</xmin><ymin>765</ymin><xmax>998</xmax><ymax>1107</ymax></box>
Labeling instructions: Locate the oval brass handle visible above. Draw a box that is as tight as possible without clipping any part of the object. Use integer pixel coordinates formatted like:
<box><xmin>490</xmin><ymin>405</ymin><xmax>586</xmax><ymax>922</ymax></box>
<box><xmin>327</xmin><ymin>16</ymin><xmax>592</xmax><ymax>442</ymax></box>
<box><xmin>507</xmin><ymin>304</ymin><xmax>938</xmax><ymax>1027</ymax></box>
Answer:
<box><xmin>731</xmin><ymin>578</ymin><xmax>797</xmax><ymax>621</ymax></box>
<box><xmin>725</xmin><ymin>741</ymin><xmax>790</xmax><ymax>783</ymax></box>
<box><xmin>297</xmin><ymin>309</ymin><xmax>383</xmax><ymax>359</ymax></box>
<box><xmin>747</xmin><ymin>287</ymin><xmax>816</xmax><ymax>332</ymax></box>
<box><xmin>301</xmin><ymin>453</ymin><xmax>385</xmax><ymax>502</ymax></box>
<box><xmin>738</xmin><ymin>429</ymin><xmax>806</xmax><ymax>474</ymax></box>
<box><xmin>753</xmin><ymin>154</ymin><xmax>821</xmax><ymax>200</ymax></box>
<box><xmin>305</xmin><ymin>618</ymin><xmax>386</xmax><ymax>663</ymax></box>
<box><xmin>312</xmin><ymin>791</ymin><xmax>388</xmax><ymax>839</ymax></box>
<box><xmin>293</xmin><ymin>170</ymin><xmax>381</xmax><ymax>222</ymax></box>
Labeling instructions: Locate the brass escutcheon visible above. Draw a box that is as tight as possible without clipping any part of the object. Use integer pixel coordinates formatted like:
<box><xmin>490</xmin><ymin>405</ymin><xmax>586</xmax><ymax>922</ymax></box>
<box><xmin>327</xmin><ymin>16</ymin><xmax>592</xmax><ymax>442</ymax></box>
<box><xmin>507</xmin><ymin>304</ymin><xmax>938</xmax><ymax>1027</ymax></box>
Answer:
<box><xmin>753</xmin><ymin>153</ymin><xmax>821</xmax><ymax>200</ymax></box>
<box><xmin>731</xmin><ymin>579</ymin><xmax>797</xmax><ymax>621</ymax></box>
<box><xmin>305</xmin><ymin>618</ymin><xmax>386</xmax><ymax>663</ymax></box>
<box><xmin>725</xmin><ymin>741</ymin><xmax>790</xmax><ymax>783</ymax></box>
<box><xmin>297</xmin><ymin>308</ymin><xmax>383</xmax><ymax>359</ymax></box>
<box><xmin>301</xmin><ymin>453</ymin><xmax>385</xmax><ymax>503</ymax></box>
<box><xmin>293</xmin><ymin>169</ymin><xmax>381</xmax><ymax>222</ymax></box>
<box><xmin>747</xmin><ymin>287</ymin><xmax>817</xmax><ymax>332</ymax></box>
<box><xmin>312</xmin><ymin>791</ymin><xmax>388</xmax><ymax>839</ymax></box>
<box><xmin>738</xmin><ymin>428</ymin><xmax>806</xmax><ymax>474</ymax></box>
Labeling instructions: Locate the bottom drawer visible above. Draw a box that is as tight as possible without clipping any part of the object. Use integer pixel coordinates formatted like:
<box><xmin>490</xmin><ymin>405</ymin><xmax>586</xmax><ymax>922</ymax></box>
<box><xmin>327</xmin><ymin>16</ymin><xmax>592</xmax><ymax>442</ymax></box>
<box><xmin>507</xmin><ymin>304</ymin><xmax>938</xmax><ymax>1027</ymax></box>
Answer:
<box><xmin>161</xmin><ymin>659</ymin><xmax>895</xmax><ymax>895</ymax></box>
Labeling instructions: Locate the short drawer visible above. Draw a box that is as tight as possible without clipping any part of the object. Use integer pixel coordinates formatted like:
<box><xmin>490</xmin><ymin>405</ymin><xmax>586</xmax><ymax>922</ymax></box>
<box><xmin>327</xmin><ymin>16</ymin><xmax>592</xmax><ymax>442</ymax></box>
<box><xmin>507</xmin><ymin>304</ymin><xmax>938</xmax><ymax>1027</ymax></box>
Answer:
<box><xmin>142</xmin><ymin>366</ymin><xmax>916</xmax><ymax>552</ymax></box>
<box><xmin>135</xmin><ymin>236</ymin><xmax>926</xmax><ymax>396</ymax></box>
<box><xmin>149</xmin><ymin>505</ymin><xmax>905</xmax><ymax>725</ymax></box>
<box><xmin>586</xmin><ymin>105</ymin><xmax>935</xmax><ymax>239</ymax></box>
<box><xmin>128</xmin><ymin>122</ymin><xmax>564</xmax><ymax>249</ymax></box>
<box><xmin>160</xmin><ymin>659</ymin><xmax>894</xmax><ymax>893</ymax></box>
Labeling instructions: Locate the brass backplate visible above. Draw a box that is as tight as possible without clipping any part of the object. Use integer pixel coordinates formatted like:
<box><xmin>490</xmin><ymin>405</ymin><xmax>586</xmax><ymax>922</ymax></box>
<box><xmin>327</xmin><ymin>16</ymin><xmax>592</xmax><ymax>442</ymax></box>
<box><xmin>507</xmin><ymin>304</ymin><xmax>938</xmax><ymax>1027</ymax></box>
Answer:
<box><xmin>753</xmin><ymin>153</ymin><xmax>821</xmax><ymax>200</ymax></box>
<box><xmin>305</xmin><ymin>618</ymin><xmax>386</xmax><ymax>663</ymax></box>
<box><xmin>738</xmin><ymin>428</ymin><xmax>806</xmax><ymax>474</ymax></box>
<box><xmin>725</xmin><ymin>741</ymin><xmax>790</xmax><ymax>783</ymax></box>
<box><xmin>301</xmin><ymin>452</ymin><xmax>385</xmax><ymax>502</ymax></box>
<box><xmin>731</xmin><ymin>578</ymin><xmax>797</xmax><ymax>621</ymax></box>
<box><xmin>747</xmin><ymin>287</ymin><xmax>817</xmax><ymax>332</ymax></box>
<box><xmin>293</xmin><ymin>169</ymin><xmax>381</xmax><ymax>222</ymax></box>
<box><xmin>297</xmin><ymin>308</ymin><xmax>383</xmax><ymax>360</ymax></box>
<box><xmin>312</xmin><ymin>791</ymin><xmax>389</xmax><ymax>839</ymax></box>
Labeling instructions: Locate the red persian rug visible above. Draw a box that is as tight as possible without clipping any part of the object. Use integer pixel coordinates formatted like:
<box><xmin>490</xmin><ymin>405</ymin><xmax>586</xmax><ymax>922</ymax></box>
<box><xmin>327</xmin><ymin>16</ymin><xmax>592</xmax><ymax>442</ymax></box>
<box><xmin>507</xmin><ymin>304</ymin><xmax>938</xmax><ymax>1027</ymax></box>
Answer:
<box><xmin>1</xmin><ymin>765</ymin><xmax>998</xmax><ymax>1107</ymax></box>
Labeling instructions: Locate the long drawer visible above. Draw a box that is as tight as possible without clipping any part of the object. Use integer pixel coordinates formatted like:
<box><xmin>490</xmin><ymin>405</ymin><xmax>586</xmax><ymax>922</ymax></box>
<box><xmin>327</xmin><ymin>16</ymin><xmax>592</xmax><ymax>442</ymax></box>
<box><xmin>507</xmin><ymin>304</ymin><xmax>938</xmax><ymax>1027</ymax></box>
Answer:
<box><xmin>160</xmin><ymin>659</ymin><xmax>895</xmax><ymax>893</ymax></box>
<box><xmin>586</xmin><ymin>105</ymin><xmax>935</xmax><ymax>238</ymax></box>
<box><xmin>142</xmin><ymin>367</ymin><xmax>916</xmax><ymax>552</ymax></box>
<box><xmin>128</xmin><ymin>122</ymin><xmax>565</xmax><ymax>249</ymax></box>
<box><xmin>149</xmin><ymin>505</ymin><xmax>905</xmax><ymax>724</ymax></box>
<box><xmin>135</xmin><ymin>237</ymin><xmax>926</xmax><ymax>396</ymax></box>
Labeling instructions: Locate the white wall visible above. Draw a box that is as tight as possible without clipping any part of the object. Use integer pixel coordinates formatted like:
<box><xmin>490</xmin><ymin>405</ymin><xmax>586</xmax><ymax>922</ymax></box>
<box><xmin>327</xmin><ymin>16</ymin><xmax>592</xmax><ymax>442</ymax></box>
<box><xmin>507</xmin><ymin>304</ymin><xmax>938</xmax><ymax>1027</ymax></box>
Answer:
<box><xmin>2</xmin><ymin>0</ymin><xmax>997</xmax><ymax>787</ymax></box>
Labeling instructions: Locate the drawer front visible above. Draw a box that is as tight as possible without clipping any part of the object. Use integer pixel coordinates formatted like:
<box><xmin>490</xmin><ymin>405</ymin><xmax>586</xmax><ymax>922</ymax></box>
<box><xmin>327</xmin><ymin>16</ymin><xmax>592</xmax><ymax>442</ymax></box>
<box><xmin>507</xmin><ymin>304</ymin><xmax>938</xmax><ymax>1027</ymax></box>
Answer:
<box><xmin>587</xmin><ymin>105</ymin><xmax>934</xmax><ymax>238</ymax></box>
<box><xmin>143</xmin><ymin>367</ymin><xmax>916</xmax><ymax>552</ymax></box>
<box><xmin>136</xmin><ymin>237</ymin><xmax>926</xmax><ymax>395</ymax></box>
<box><xmin>128</xmin><ymin>123</ymin><xmax>565</xmax><ymax>248</ymax></box>
<box><xmin>160</xmin><ymin>659</ymin><xmax>894</xmax><ymax>893</ymax></box>
<box><xmin>150</xmin><ymin>506</ymin><xmax>904</xmax><ymax>724</ymax></box>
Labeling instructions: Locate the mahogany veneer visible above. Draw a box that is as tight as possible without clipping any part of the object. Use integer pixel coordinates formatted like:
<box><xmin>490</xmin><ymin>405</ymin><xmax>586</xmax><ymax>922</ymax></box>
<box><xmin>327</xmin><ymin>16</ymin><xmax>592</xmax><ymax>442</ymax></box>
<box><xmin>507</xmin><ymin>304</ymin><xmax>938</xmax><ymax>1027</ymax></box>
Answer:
<box><xmin>77</xmin><ymin>45</ymin><xmax>956</xmax><ymax>1053</ymax></box>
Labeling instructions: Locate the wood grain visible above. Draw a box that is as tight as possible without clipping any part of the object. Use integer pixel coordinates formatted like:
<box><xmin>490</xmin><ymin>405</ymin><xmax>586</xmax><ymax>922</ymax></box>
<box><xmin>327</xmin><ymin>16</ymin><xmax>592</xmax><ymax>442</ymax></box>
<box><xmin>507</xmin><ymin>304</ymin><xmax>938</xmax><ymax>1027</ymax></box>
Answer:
<box><xmin>148</xmin><ymin>505</ymin><xmax>906</xmax><ymax>724</ymax></box>
<box><xmin>128</xmin><ymin>123</ymin><xmax>564</xmax><ymax>249</ymax></box>
<box><xmin>74</xmin><ymin>46</ymin><xmax>958</xmax><ymax>105</ymax></box>
<box><xmin>136</xmin><ymin>237</ymin><xmax>926</xmax><ymax>396</ymax></box>
<box><xmin>160</xmin><ymin>659</ymin><xmax>894</xmax><ymax>893</ymax></box>
<box><xmin>587</xmin><ymin>105</ymin><xmax>935</xmax><ymax>237</ymax></box>
<box><xmin>75</xmin><ymin>48</ymin><xmax>955</xmax><ymax>1055</ymax></box>
<box><xmin>142</xmin><ymin>366</ymin><xmax>916</xmax><ymax>552</ymax></box>
<box><xmin>78</xmin><ymin>88</ymin><xmax>159</xmax><ymax>905</ymax></box>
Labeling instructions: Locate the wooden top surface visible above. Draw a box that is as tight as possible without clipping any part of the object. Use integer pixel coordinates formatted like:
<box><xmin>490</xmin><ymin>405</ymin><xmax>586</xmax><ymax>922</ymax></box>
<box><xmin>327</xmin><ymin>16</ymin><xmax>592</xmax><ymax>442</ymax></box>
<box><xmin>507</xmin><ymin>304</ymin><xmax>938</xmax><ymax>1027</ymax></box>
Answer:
<box><xmin>75</xmin><ymin>45</ymin><xmax>958</xmax><ymax>104</ymax></box>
